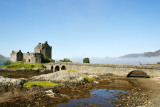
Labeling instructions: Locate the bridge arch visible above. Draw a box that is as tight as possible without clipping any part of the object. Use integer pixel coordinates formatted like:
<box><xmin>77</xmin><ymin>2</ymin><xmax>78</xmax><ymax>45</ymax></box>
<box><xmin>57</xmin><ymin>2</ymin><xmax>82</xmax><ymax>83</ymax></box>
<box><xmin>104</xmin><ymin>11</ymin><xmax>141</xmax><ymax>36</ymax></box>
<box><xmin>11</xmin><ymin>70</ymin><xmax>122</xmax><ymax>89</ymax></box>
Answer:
<box><xmin>51</xmin><ymin>66</ymin><xmax>53</xmax><ymax>71</ymax></box>
<box><xmin>55</xmin><ymin>66</ymin><xmax>60</xmax><ymax>72</ymax></box>
<box><xmin>127</xmin><ymin>70</ymin><xmax>150</xmax><ymax>78</ymax></box>
<box><xmin>61</xmin><ymin>65</ymin><xmax>66</xmax><ymax>70</ymax></box>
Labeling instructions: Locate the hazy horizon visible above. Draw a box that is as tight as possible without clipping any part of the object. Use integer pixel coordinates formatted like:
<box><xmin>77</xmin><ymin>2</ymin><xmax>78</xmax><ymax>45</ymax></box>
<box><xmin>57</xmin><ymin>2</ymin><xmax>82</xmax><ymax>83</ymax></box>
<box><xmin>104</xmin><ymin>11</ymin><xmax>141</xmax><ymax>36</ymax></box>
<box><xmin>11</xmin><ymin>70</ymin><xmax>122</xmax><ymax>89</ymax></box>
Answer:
<box><xmin>54</xmin><ymin>56</ymin><xmax>160</xmax><ymax>65</ymax></box>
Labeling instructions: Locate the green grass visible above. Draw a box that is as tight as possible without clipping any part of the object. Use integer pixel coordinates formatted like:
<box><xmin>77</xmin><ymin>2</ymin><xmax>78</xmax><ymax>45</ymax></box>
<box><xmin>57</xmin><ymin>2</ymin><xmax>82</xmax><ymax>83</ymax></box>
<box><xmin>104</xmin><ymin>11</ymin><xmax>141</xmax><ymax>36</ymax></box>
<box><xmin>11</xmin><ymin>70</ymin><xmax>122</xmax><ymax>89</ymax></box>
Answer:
<box><xmin>23</xmin><ymin>81</ymin><xmax>58</xmax><ymax>88</ymax></box>
<box><xmin>84</xmin><ymin>76</ymin><xmax>95</xmax><ymax>82</ymax></box>
<box><xmin>0</xmin><ymin>62</ymin><xmax>43</xmax><ymax>69</ymax></box>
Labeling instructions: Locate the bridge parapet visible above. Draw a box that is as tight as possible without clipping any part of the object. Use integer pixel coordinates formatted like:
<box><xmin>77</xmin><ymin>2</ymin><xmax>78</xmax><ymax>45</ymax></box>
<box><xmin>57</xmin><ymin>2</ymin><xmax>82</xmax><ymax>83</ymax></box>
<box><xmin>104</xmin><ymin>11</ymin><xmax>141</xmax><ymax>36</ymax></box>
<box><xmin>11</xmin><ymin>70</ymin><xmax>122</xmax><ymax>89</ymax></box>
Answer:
<box><xmin>66</xmin><ymin>63</ymin><xmax>160</xmax><ymax>69</ymax></box>
<box><xmin>43</xmin><ymin>62</ymin><xmax>160</xmax><ymax>78</ymax></box>
<box><xmin>66</xmin><ymin>63</ymin><xmax>160</xmax><ymax>78</ymax></box>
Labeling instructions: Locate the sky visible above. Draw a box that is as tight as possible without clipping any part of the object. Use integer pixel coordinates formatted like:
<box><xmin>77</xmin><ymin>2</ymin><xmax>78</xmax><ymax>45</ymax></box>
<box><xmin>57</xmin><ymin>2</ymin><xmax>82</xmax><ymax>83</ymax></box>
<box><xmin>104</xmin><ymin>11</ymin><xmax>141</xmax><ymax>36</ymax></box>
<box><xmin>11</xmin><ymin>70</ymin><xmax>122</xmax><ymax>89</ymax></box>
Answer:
<box><xmin>0</xmin><ymin>0</ymin><xmax>160</xmax><ymax>59</ymax></box>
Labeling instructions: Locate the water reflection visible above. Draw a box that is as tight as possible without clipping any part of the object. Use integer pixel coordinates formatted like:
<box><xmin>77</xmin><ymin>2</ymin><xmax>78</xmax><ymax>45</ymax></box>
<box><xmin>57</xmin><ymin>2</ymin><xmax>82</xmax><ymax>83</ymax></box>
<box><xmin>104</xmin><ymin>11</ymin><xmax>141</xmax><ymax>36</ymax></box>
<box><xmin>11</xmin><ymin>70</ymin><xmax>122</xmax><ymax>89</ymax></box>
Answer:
<box><xmin>56</xmin><ymin>89</ymin><xmax>128</xmax><ymax>107</ymax></box>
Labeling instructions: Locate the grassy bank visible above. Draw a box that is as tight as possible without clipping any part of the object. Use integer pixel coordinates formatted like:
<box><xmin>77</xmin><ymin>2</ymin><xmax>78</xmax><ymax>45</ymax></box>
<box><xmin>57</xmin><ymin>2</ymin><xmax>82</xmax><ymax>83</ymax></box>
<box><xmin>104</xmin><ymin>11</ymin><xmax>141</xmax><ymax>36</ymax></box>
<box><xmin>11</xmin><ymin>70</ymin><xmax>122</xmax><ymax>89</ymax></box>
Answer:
<box><xmin>23</xmin><ymin>81</ymin><xmax>58</xmax><ymax>88</ymax></box>
<box><xmin>0</xmin><ymin>62</ymin><xmax>43</xmax><ymax>69</ymax></box>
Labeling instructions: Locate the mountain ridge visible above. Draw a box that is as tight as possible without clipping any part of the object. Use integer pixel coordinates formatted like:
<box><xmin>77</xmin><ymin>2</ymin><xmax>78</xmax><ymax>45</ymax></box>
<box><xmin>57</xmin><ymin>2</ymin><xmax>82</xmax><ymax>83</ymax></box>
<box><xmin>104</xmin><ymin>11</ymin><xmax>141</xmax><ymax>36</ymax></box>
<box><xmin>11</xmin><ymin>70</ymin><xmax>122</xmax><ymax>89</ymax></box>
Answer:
<box><xmin>0</xmin><ymin>54</ymin><xmax>9</xmax><ymax>66</ymax></box>
<box><xmin>120</xmin><ymin>50</ymin><xmax>160</xmax><ymax>58</ymax></box>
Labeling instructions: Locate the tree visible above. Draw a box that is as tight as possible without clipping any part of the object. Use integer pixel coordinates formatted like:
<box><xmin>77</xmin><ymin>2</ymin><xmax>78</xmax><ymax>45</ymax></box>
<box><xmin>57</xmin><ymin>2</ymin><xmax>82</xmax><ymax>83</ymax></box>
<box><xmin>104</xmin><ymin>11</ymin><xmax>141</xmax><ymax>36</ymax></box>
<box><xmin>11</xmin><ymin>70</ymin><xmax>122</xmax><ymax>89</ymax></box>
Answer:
<box><xmin>83</xmin><ymin>58</ymin><xmax>90</xmax><ymax>63</ymax></box>
<box><xmin>3</xmin><ymin>60</ymin><xmax>11</xmax><ymax>66</ymax></box>
<box><xmin>60</xmin><ymin>58</ymin><xmax>72</xmax><ymax>62</ymax></box>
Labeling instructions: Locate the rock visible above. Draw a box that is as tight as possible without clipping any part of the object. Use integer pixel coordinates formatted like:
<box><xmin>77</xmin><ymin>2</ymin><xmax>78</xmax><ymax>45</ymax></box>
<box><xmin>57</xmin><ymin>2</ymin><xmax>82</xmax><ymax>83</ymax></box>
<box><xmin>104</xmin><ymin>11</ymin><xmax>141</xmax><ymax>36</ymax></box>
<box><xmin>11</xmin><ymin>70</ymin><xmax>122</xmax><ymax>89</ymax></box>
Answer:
<box><xmin>40</xmin><ymin>70</ymin><xmax>45</xmax><ymax>72</ymax></box>
<box><xmin>93</xmin><ymin>81</ymin><xmax>99</xmax><ymax>84</ymax></box>
<box><xmin>33</xmin><ymin>68</ymin><xmax>40</xmax><ymax>71</ymax></box>
<box><xmin>60</xmin><ymin>94</ymin><xmax>70</xmax><ymax>99</ymax></box>
<box><xmin>32</xmin><ymin>70</ymin><xmax>86</xmax><ymax>83</ymax></box>
<box><xmin>0</xmin><ymin>78</ymin><xmax>27</xmax><ymax>88</ymax></box>
<box><xmin>2</xmin><ymin>68</ymin><xmax>8</xmax><ymax>70</ymax></box>
<box><xmin>45</xmin><ymin>90</ymin><xmax>55</xmax><ymax>98</ymax></box>
<box><xmin>88</xmin><ymin>75</ymin><xmax>99</xmax><ymax>78</ymax></box>
<box><xmin>19</xmin><ymin>68</ymin><xmax>27</xmax><ymax>71</ymax></box>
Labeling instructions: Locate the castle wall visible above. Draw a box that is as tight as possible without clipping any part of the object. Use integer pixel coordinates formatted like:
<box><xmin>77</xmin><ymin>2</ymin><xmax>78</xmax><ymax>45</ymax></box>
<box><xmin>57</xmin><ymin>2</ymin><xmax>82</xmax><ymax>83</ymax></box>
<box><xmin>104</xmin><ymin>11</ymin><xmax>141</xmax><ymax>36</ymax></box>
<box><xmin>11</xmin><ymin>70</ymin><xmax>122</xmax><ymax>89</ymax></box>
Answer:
<box><xmin>10</xmin><ymin>53</ymin><xmax>17</xmax><ymax>62</ymax></box>
<box><xmin>10</xmin><ymin>50</ymin><xmax>23</xmax><ymax>62</ymax></box>
<box><xmin>17</xmin><ymin>52</ymin><xmax>23</xmax><ymax>61</ymax></box>
<box><xmin>34</xmin><ymin>43</ymin><xmax>42</xmax><ymax>53</ymax></box>
<box><xmin>41</xmin><ymin>45</ymin><xmax>52</xmax><ymax>59</ymax></box>
<box><xmin>23</xmin><ymin>53</ymin><xmax>41</xmax><ymax>63</ymax></box>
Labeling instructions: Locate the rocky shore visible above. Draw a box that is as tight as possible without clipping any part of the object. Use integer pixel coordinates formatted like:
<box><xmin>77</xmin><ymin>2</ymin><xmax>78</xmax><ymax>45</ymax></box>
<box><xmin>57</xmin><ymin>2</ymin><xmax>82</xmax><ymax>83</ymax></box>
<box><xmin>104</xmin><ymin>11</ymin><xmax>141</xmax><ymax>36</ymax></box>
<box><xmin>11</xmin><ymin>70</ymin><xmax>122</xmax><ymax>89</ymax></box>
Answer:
<box><xmin>0</xmin><ymin>70</ymin><xmax>159</xmax><ymax>106</ymax></box>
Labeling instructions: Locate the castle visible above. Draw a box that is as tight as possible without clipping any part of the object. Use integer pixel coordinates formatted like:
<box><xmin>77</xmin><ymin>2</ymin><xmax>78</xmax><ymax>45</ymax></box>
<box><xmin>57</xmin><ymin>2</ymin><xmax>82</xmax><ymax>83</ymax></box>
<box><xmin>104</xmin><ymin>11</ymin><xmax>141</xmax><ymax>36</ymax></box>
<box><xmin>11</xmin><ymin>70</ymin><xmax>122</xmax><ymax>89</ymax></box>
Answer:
<box><xmin>10</xmin><ymin>41</ymin><xmax>52</xmax><ymax>63</ymax></box>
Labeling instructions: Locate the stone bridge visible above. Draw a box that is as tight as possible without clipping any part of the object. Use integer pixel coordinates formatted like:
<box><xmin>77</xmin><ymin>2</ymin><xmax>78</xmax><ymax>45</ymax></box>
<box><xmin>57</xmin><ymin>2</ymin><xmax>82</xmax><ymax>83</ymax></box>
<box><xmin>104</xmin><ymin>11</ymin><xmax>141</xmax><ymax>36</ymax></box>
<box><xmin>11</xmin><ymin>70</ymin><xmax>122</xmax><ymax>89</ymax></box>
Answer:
<box><xmin>43</xmin><ymin>62</ymin><xmax>160</xmax><ymax>78</ymax></box>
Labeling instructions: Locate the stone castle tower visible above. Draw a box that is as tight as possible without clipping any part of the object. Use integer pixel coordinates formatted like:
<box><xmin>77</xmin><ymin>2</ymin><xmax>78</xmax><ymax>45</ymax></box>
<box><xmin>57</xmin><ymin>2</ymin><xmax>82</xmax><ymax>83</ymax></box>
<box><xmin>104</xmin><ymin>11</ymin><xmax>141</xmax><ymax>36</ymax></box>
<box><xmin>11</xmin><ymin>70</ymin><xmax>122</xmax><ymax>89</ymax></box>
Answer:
<box><xmin>34</xmin><ymin>41</ymin><xmax>52</xmax><ymax>59</ymax></box>
<box><xmin>10</xmin><ymin>41</ymin><xmax>52</xmax><ymax>63</ymax></box>
<box><xmin>10</xmin><ymin>50</ymin><xmax>23</xmax><ymax>62</ymax></box>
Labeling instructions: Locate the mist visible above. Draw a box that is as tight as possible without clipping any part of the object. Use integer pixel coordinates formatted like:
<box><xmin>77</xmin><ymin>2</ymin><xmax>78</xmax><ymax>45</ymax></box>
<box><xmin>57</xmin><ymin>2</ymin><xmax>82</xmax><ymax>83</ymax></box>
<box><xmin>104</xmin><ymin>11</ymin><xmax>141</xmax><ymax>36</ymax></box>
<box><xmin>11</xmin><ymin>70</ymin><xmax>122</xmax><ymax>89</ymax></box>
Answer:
<box><xmin>68</xmin><ymin>57</ymin><xmax>160</xmax><ymax>65</ymax></box>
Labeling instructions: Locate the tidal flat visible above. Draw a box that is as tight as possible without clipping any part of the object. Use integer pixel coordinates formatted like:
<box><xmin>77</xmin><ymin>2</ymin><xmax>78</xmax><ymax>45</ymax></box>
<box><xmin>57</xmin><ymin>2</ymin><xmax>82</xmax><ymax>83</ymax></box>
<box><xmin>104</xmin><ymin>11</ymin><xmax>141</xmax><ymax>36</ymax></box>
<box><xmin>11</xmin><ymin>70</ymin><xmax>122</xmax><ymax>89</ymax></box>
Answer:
<box><xmin>0</xmin><ymin>75</ymin><xmax>159</xmax><ymax>107</ymax></box>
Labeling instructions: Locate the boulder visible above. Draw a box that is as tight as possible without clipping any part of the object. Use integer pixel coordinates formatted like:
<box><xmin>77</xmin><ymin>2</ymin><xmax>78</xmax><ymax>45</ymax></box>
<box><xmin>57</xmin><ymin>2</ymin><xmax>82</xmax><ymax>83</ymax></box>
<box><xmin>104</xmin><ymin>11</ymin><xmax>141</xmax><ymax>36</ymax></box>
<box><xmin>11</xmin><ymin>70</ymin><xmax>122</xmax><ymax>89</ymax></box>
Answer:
<box><xmin>45</xmin><ymin>90</ymin><xmax>55</xmax><ymax>98</ymax></box>
<box><xmin>32</xmin><ymin>70</ymin><xmax>84</xmax><ymax>83</ymax></box>
<box><xmin>2</xmin><ymin>68</ymin><xmax>8</xmax><ymax>70</ymax></box>
<box><xmin>0</xmin><ymin>78</ymin><xmax>27</xmax><ymax>89</ymax></box>
<box><xmin>33</xmin><ymin>68</ymin><xmax>40</xmax><ymax>71</ymax></box>
<box><xmin>0</xmin><ymin>76</ymin><xmax>3</xmax><ymax>78</ymax></box>
<box><xmin>19</xmin><ymin>68</ymin><xmax>27</xmax><ymax>71</ymax></box>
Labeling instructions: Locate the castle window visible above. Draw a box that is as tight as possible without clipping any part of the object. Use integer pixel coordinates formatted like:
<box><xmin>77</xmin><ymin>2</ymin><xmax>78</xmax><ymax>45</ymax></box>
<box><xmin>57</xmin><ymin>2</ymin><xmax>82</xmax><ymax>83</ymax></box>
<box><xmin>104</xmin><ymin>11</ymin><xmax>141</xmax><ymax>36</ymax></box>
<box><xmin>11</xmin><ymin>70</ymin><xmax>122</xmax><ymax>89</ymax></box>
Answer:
<box><xmin>29</xmin><ymin>59</ymin><xmax>30</xmax><ymax>62</ymax></box>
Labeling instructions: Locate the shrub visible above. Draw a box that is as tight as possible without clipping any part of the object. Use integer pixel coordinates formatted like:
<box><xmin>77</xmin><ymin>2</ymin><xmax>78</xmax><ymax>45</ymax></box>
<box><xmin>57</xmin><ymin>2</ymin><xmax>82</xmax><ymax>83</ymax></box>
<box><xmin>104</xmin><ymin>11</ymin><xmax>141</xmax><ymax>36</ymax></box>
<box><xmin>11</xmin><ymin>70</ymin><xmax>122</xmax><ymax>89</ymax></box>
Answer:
<box><xmin>60</xmin><ymin>58</ymin><xmax>72</xmax><ymax>62</ymax></box>
<box><xmin>41</xmin><ymin>56</ymin><xmax>54</xmax><ymax>63</ymax></box>
<box><xmin>83</xmin><ymin>58</ymin><xmax>90</xmax><ymax>63</ymax></box>
<box><xmin>3</xmin><ymin>60</ymin><xmax>11</xmax><ymax>66</ymax></box>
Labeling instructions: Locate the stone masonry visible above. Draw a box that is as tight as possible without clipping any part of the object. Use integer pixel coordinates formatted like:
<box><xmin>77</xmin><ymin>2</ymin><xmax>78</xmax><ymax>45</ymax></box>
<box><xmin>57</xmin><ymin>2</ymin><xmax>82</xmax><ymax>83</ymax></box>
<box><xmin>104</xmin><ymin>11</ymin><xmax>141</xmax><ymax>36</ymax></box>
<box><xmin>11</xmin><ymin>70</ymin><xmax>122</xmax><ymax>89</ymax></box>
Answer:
<box><xmin>44</xmin><ymin>62</ymin><xmax>160</xmax><ymax>78</ymax></box>
<box><xmin>10</xmin><ymin>50</ymin><xmax>23</xmax><ymax>62</ymax></box>
<box><xmin>10</xmin><ymin>41</ymin><xmax>52</xmax><ymax>63</ymax></box>
<box><xmin>34</xmin><ymin>41</ymin><xmax>52</xmax><ymax>59</ymax></box>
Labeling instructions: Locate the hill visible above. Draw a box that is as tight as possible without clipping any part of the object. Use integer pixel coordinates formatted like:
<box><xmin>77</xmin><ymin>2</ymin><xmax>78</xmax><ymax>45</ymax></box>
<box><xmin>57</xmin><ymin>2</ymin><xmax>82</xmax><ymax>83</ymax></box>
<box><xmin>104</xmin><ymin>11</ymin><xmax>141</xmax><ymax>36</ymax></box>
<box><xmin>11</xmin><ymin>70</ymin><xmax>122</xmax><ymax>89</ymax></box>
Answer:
<box><xmin>120</xmin><ymin>50</ymin><xmax>160</xmax><ymax>58</ymax></box>
<box><xmin>0</xmin><ymin>55</ymin><xmax>9</xmax><ymax>66</ymax></box>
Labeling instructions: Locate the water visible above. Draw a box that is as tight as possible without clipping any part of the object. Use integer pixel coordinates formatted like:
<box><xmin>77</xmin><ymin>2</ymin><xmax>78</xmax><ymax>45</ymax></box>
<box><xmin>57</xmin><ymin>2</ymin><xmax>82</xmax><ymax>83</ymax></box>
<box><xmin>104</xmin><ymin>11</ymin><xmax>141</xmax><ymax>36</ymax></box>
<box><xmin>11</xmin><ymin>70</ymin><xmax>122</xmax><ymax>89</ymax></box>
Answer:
<box><xmin>56</xmin><ymin>89</ymin><xmax>128</xmax><ymax>107</ymax></box>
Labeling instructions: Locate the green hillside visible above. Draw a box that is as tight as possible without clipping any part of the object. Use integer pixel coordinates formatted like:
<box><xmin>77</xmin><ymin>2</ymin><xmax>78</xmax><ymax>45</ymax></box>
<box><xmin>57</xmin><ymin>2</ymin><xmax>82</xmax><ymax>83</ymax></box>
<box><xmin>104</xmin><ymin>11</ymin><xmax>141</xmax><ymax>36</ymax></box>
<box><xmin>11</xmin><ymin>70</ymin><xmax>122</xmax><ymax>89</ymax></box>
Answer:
<box><xmin>0</xmin><ymin>55</ymin><xmax>9</xmax><ymax>66</ymax></box>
